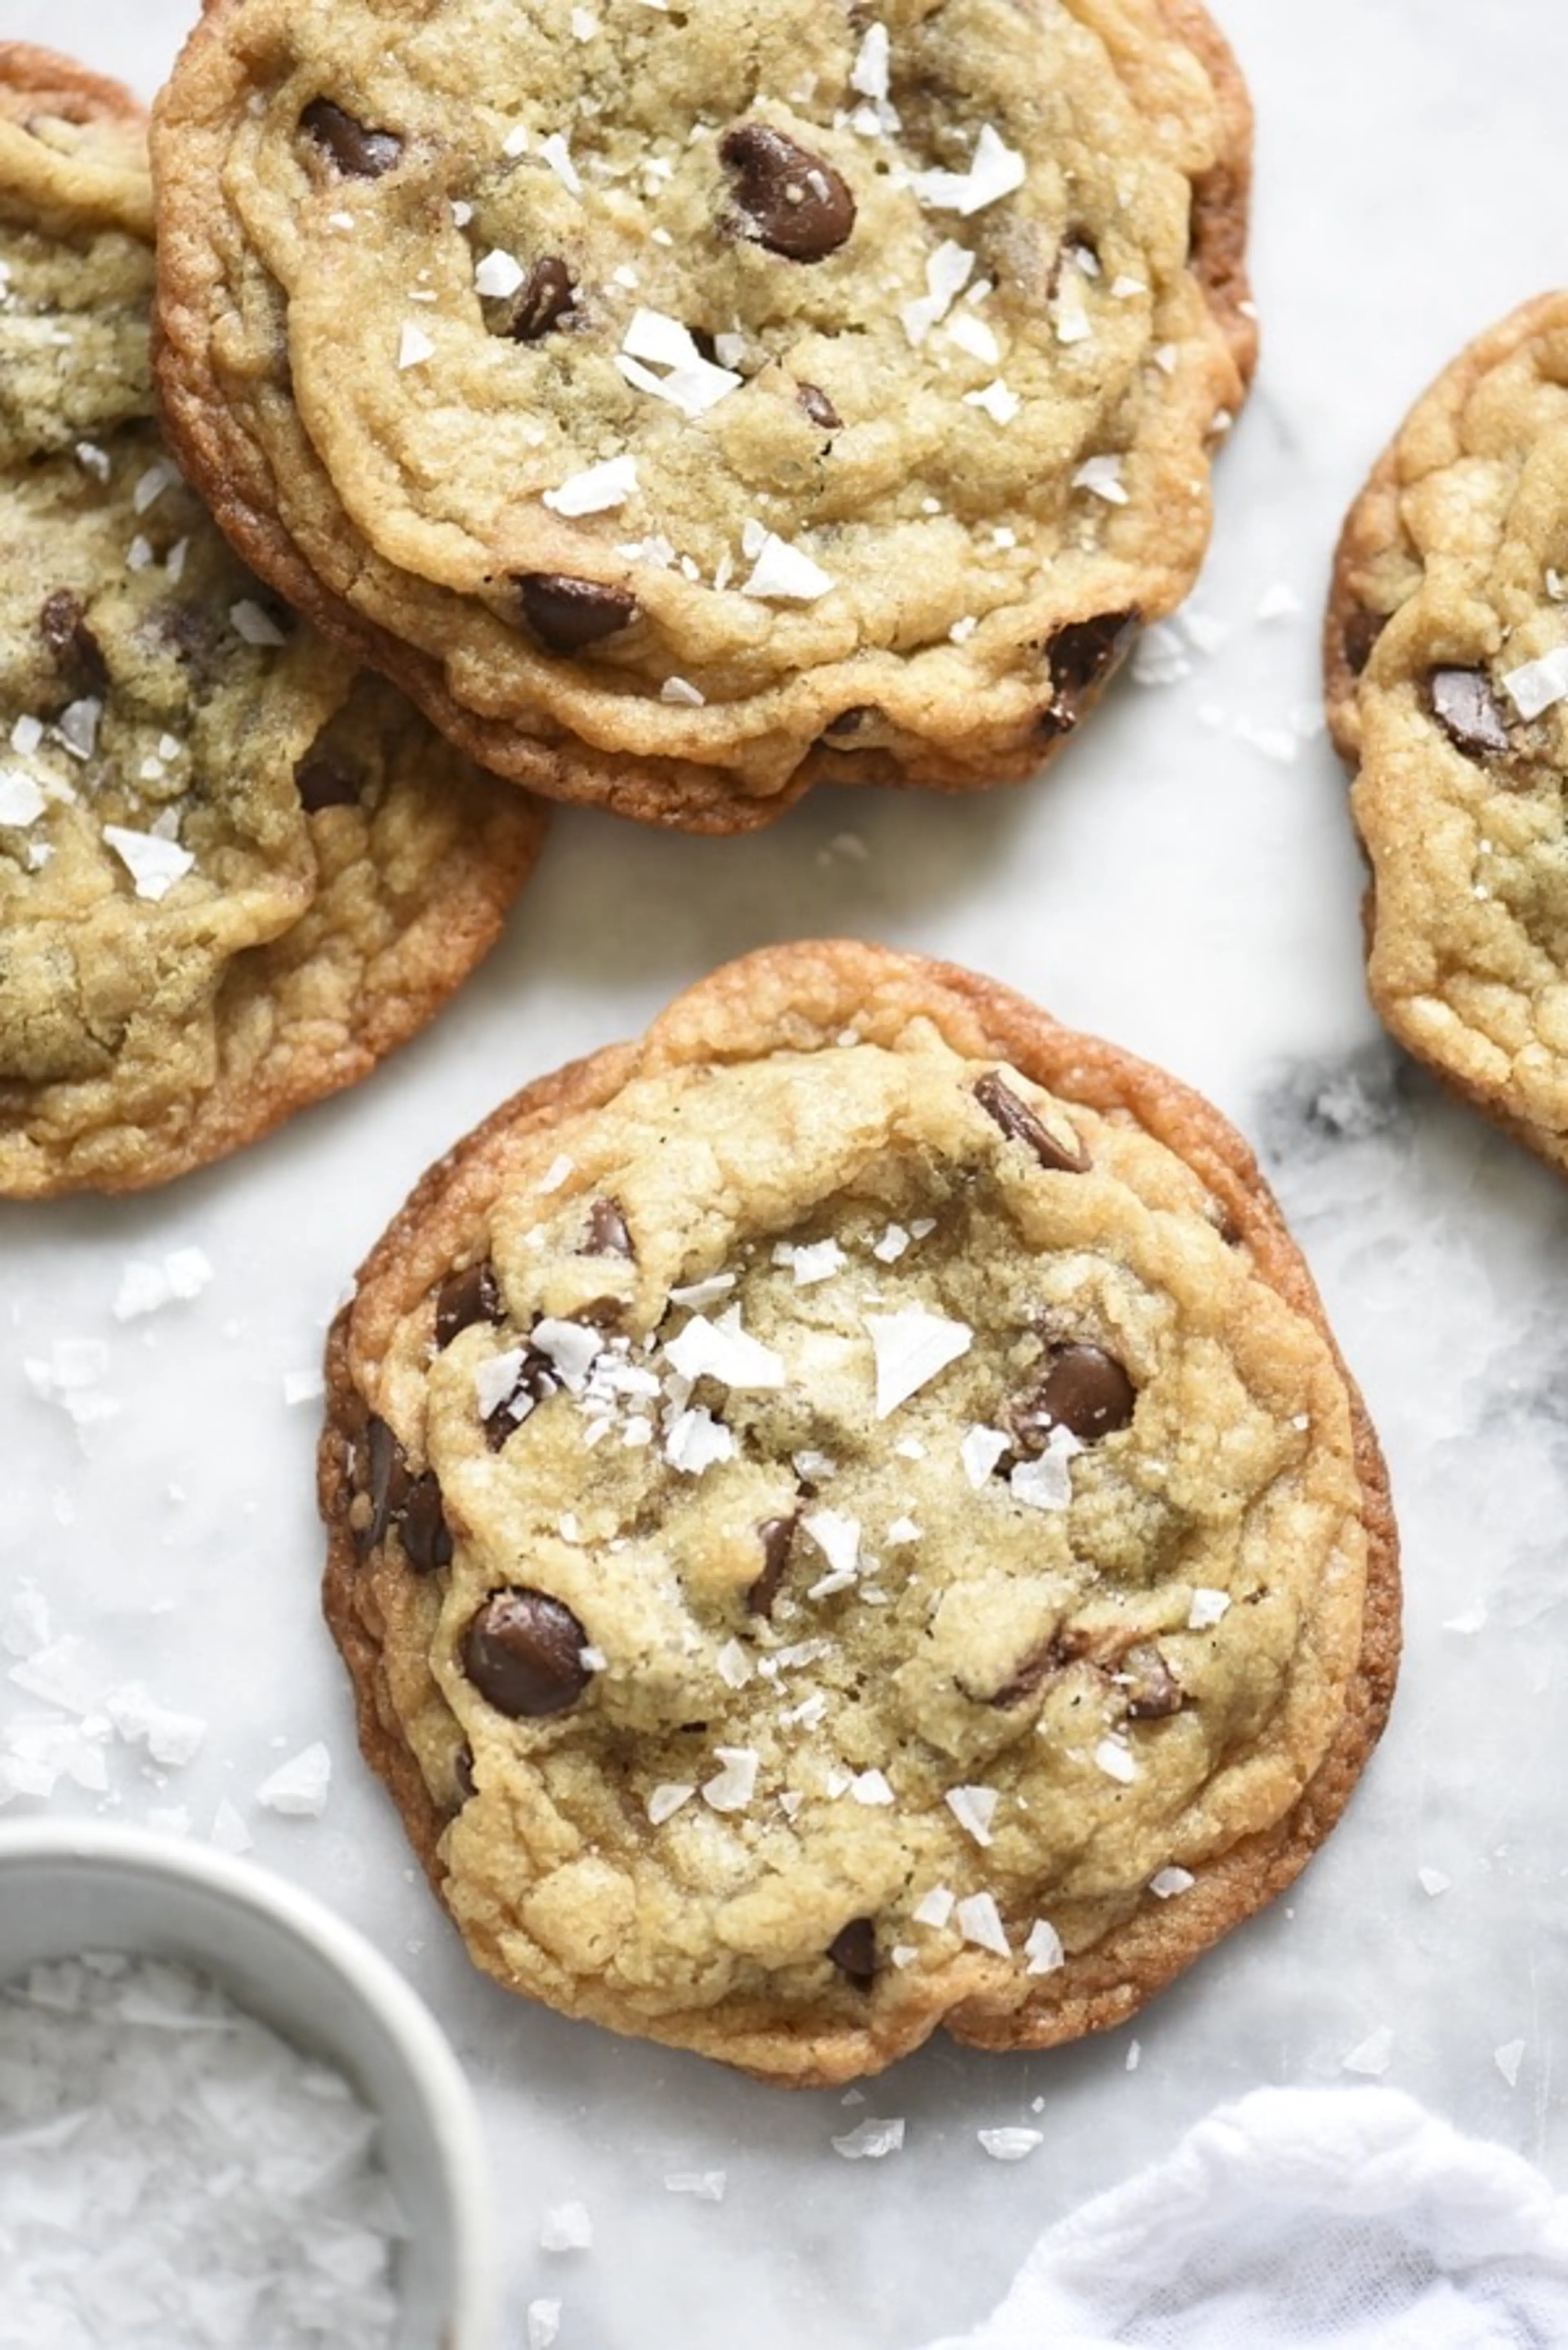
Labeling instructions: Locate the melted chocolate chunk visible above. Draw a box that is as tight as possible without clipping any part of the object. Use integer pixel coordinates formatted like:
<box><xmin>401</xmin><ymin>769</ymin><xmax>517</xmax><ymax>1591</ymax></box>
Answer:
<box><xmin>581</xmin><ymin>1198</ymin><xmax>635</xmax><ymax>1259</ymax></box>
<box><xmin>501</xmin><ymin>256</ymin><xmax>577</xmax><ymax>341</ymax></box>
<box><xmin>1430</xmin><ymin>667</ymin><xmax>1510</xmax><ymax>759</ymax></box>
<box><xmin>720</xmin><ymin>123</ymin><xmax>855</xmax><ymax>261</ymax></box>
<box><xmin>991</xmin><ymin>1630</ymin><xmax>1088</xmax><ymax>1709</ymax></box>
<box><xmin>39</xmin><ymin>589</ymin><xmax>107</xmax><ymax>690</ymax></box>
<box><xmin>517</xmin><ymin>573</ymin><xmax>637</xmax><ymax>653</ymax></box>
<box><xmin>1341</xmin><ymin>606</ymin><xmax>1386</xmax><ymax>676</ymax></box>
<box><xmin>1038</xmin><ymin>612</ymin><xmax>1138</xmax><ymax>739</ymax></box>
<box><xmin>826</xmin><ymin>1917</ymin><xmax>878</xmax><ymax>1988</ymax></box>
<box><xmin>797</xmin><ymin>381</ymin><xmax>842</xmax><ymax>430</ymax></box>
<box><xmin>973</xmin><ymin>1071</ymin><xmax>1088</xmax><ymax>1173</ymax></box>
<box><xmin>746</xmin><ymin>1516</ymin><xmax>797</xmax><ymax>1617</ymax></box>
<box><xmin>1120</xmin><ymin>1643</ymin><xmax>1183</xmax><ymax>1720</ymax></box>
<box><xmin>1010</xmin><ymin>1344</ymin><xmax>1136</xmax><ymax>1451</ymax></box>
<box><xmin>434</xmin><ymin>1260</ymin><xmax>504</xmax><ymax>1350</ymax></box>
<box><xmin>399</xmin><ymin>1472</ymin><xmax>453</xmax><ymax>1574</ymax></box>
<box><xmin>294</xmin><ymin>754</ymin><xmax>362</xmax><ymax>812</ymax></box>
<box><xmin>461</xmin><ymin>1588</ymin><xmax>590</xmax><ymax>1717</ymax></box>
<box><xmin>360</xmin><ymin>1414</ymin><xmax>452</xmax><ymax>1570</ymax></box>
<box><xmin>300</xmin><ymin>98</ymin><xmax>403</xmax><ymax>178</ymax></box>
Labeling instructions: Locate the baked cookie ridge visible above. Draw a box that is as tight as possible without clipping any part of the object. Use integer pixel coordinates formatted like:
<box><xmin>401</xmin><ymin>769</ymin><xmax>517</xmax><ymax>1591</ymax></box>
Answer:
<box><xmin>321</xmin><ymin>942</ymin><xmax>1398</xmax><ymax>2083</ymax></box>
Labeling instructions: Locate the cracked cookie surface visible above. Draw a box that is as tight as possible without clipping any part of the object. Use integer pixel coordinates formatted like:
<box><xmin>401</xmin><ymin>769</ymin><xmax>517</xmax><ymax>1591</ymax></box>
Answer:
<box><xmin>321</xmin><ymin>943</ymin><xmax>1397</xmax><ymax>2084</ymax></box>
<box><xmin>0</xmin><ymin>49</ymin><xmax>545</xmax><ymax>1196</ymax></box>
<box><xmin>1326</xmin><ymin>295</ymin><xmax>1568</xmax><ymax>1176</ymax></box>
<box><xmin>154</xmin><ymin>0</ymin><xmax>1253</xmax><ymax>832</ymax></box>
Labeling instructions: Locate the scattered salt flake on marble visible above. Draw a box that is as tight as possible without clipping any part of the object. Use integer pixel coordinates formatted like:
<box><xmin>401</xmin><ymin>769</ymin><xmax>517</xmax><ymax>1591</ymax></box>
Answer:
<box><xmin>1234</xmin><ymin>713</ymin><xmax>1299</xmax><ymax>764</ymax></box>
<box><xmin>540</xmin><ymin>2201</ymin><xmax>592</xmax><ymax>2251</ymax></box>
<box><xmin>849</xmin><ymin>1769</ymin><xmax>894</xmax><ymax>1806</ymax></box>
<box><xmin>1149</xmin><ymin>1866</ymin><xmax>1195</xmax><ymax>1899</ymax></box>
<box><xmin>1131</xmin><ymin>622</ymin><xmax>1189</xmax><ymax>686</ymax></box>
<box><xmin>1256</xmin><ymin>581</ymin><xmax>1303</xmax><ymax>621</ymax></box>
<box><xmin>866</xmin><ymin>1309</ymin><xmax>971</xmax><ymax>1418</ymax></box>
<box><xmin>1009</xmin><ymin>1426</ymin><xmax>1079</xmax><ymax>1512</ymax></box>
<box><xmin>1073</xmin><ymin>453</ymin><xmax>1128</xmax><ymax>504</ymax></box>
<box><xmin>8</xmin><ymin>1634</ymin><xmax>99</xmax><ymax>1714</ymax></box>
<box><xmin>702</xmin><ymin>1747</ymin><xmax>758</xmax><ymax>1812</ymax></box>
<box><xmin>1181</xmin><ymin>609</ymin><xmax>1230</xmax><ymax>655</ymax></box>
<box><xmin>1342</xmin><ymin>2026</ymin><xmax>1394</xmax><ymax>2078</ymax></box>
<box><xmin>979</xmin><ymin>2128</ymin><xmax>1043</xmax><ymax>2161</ymax></box>
<box><xmin>473</xmin><ymin>247</ymin><xmax>526</xmax><ymax>297</ymax></box>
<box><xmin>1188</xmin><ymin>1587</ymin><xmax>1231</xmax><ymax>1630</ymax></box>
<box><xmin>538</xmin><ymin>1153</ymin><xmax>574</xmax><ymax>1192</ymax></box>
<box><xmin>0</xmin><ymin>769</ymin><xmax>44</xmax><ymax>825</ymax></box>
<box><xmin>1503</xmin><ymin>646</ymin><xmax>1568</xmax><ymax>720</ymax></box>
<box><xmin>665</xmin><ymin>1308</ymin><xmax>784</xmax><ymax>1391</ymax></box>
<box><xmin>741</xmin><ymin>533</ymin><xmax>834</xmax><ymax>601</ymax></box>
<box><xmin>914</xmin><ymin>123</ymin><xmax>1025</xmax><ymax>216</ymax></box>
<box><xmin>1094</xmin><ymin>1737</ymin><xmax>1138</xmax><ymax>1785</ymax></box>
<box><xmin>1025</xmin><ymin>1918</ymin><xmax>1064</xmax><ymax>1975</ymax></box>
<box><xmin>1495</xmin><ymin>2039</ymin><xmax>1526</xmax><ymax>2089</ymax></box>
<box><xmin>957</xmin><ymin>1893</ymin><xmax>1010</xmax><ymax>1955</ymax></box>
<box><xmin>946</xmin><ymin>1784</ymin><xmax>998</xmax><ymax>1846</ymax></box>
<box><xmin>648</xmin><ymin>1783</ymin><xmax>695</xmax><ymax>1825</ymax></box>
<box><xmin>543</xmin><ymin>454</ymin><xmax>639</xmax><ymax>516</ymax></box>
<box><xmin>1443</xmin><ymin>1607</ymin><xmax>1486</xmax><ymax>1635</ymax></box>
<box><xmin>256</xmin><ymin>1743</ymin><xmax>331</xmax><ymax>1817</ymax></box>
<box><xmin>104</xmin><ymin>825</ymin><xmax>194</xmax><ymax>902</ymax></box>
<box><xmin>210</xmin><ymin>1797</ymin><xmax>253</xmax><ymax>1854</ymax></box>
<box><xmin>913</xmin><ymin>1885</ymin><xmax>955</xmax><ymax>1929</ymax></box>
<box><xmin>960</xmin><ymin>1425</ymin><xmax>1009</xmax><ymax>1487</ymax></box>
<box><xmin>665</xmin><ymin>2170</ymin><xmax>727</xmax><ymax>2199</ymax></box>
<box><xmin>2</xmin><ymin>1583</ymin><xmax>51</xmax><ymax>1658</ymax></box>
<box><xmin>832</xmin><ymin>2116</ymin><xmax>905</xmax><ymax>2160</ymax></box>
<box><xmin>665</xmin><ymin>1406</ymin><xmax>734</xmax><ymax>1475</ymax></box>
<box><xmin>773</xmin><ymin>1239</ymin><xmax>846</xmax><ymax>1285</ymax></box>
<box><xmin>283</xmin><ymin>1368</ymin><xmax>325</xmax><ymax>1407</ymax></box>
<box><xmin>146</xmin><ymin>1804</ymin><xmax>192</xmax><ymax>1835</ymax></box>
<box><xmin>1126</xmin><ymin>2038</ymin><xmax>1143</xmax><ymax>2071</ymax></box>
<box><xmin>103</xmin><ymin>1683</ymin><xmax>207</xmax><ymax>1767</ymax></box>
<box><xmin>1418</xmin><ymin>1866</ymin><xmax>1452</xmax><ymax>1897</ymax></box>
<box><xmin>528</xmin><ymin>2300</ymin><xmax>562</xmax><ymax>2350</ymax></box>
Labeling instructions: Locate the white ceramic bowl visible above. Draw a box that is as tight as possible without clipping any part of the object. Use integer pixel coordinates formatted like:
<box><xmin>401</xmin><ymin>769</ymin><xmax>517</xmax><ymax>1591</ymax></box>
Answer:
<box><xmin>0</xmin><ymin>1818</ymin><xmax>496</xmax><ymax>2350</ymax></box>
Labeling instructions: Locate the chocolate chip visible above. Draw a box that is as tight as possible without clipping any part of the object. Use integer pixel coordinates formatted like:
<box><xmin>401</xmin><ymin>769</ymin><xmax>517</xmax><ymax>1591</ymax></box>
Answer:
<box><xmin>1009</xmin><ymin>1344</ymin><xmax>1136</xmax><ymax>1451</ymax></box>
<box><xmin>826</xmin><ymin>1917</ymin><xmax>878</xmax><ymax>1988</ymax></box>
<box><xmin>746</xmin><ymin>1516</ymin><xmax>797</xmax><ymax>1617</ymax></box>
<box><xmin>1038</xmin><ymin>612</ymin><xmax>1138</xmax><ymax>739</ymax></box>
<box><xmin>1430</xmin><ymin>667</ymin><xmax>1510</xmax><ymax>758</ymax></box>
<box><xmin>295</xmin><ymin>755</ymin><xmax>362</xmax><ymax>812</ymax></box>
<box><xmin>797</xmin><ymin>381</ymin><xmax>841</xmax><ymax>430</ymax></box>
<box><xmin>1341</xmin><ymin>606</ymin><xmax>1386</xmax><ymax>676</ymax></box>
<box><xmin>973</xmin><ymin>1072</ymin><xmax>1088</xmax><ymax>1174</ymax></box>
<box><xmin>517</xmin><ymin>573</ymin><xmax>638</xmax><ymax>654</ymax></box>
<box><xmin>991</xmin><ymin>1631</ymin><xmax>1087</xmax><ymax>1709</ymax></box>
<box><xmin>300</xmin><ymin>98</ymin><xmax>403</xmax><ymax>178</ymax></box>
<box><xmin>39</xmin><ymin>589</ymin><xmax>107</xmax><ymax>690</ymax></box>
<box><xmin>499</xmin><ymin>256</ymin><xmax>576</xmax><ymax>342</ymax></box>
<box><xmin>435</xmin><ymin>1260</ymin><xmax>504</xmax><ymax>1350</ymax></box>
<box><xmin>719</xmin><ymin>123</ymin><xmax>855</xmax><ymax>262</ymax></box>
<box><xmin>581</xmin><ymin>1199</ymin><xmax>634</xmax><ymax>1259</ymax></box>
<box><xmin>359</xmin><ymin>1413</ymin><xmax>452</xmax><ymax>1571</ymax></box>
<box><xmin>453</xmin><ymin>1744</ymin><xmax>477</xmax><ymax>1804</ymax></box>
<box><xmin>1120</xmin><ymin>1643</ymin><xmax>1182</xmax><ymax>1720</ymax></box>
<box><xmin>461</xmin><ymin>1588</ymin><xmax>590</xmax><ymax>1717</ymax></box>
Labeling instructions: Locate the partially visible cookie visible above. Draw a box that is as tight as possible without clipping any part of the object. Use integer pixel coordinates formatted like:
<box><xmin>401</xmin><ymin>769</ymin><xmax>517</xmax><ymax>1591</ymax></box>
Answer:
<box><xmin>321</xmin><ymin>942</ymin><xmax>1397</xmax><ymax>2085</ymax></box>
<box><xmin>1326</xmin><ymin>295</ymin><xmax>1568</xmax><ymax>1173</ymax></box>
<box><xmin>154</xmin><ymin>0</ymin><xmax>1254</xmax><ymax>832</ymax></box>
<box><xmin>0</xmin><ymin>49</ymin><xmax>546</xmax><ymax>1197</ymax></box>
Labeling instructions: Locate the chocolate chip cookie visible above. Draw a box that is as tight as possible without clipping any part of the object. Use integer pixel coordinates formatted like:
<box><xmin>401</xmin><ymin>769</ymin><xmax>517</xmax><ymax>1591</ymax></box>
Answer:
<box><xmin>0</xmin><ymin>49</ymin><xmax>545</xmax><ymax>1197</ymax></box>
<box><xmin>154</xmin><ymin>0</ymin><xmax>1254</xmax><ymax>833</ymax></box>
<box><xmin>1327</xmin><ymin>296</ymin><xmax>1568</xmax><ymax>1175</ymax></box>
<box><xmin>321</xmin><ymin>943</ymin><xmax>1397</xmax><ymax>2084</ymax></box>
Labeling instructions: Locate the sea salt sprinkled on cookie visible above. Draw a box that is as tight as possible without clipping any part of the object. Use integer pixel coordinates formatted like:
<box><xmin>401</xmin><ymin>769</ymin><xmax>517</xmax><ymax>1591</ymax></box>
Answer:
<box><xmin>1149</xmin><ymin>1866</ymin><xmax>1196</xmax><ymax>1898</ymax></box>
<box><xmin>740</xmin><ymin>534</ymin><xmax>835</xmax><ymax>603</ymax></box>
<box><xmin>960</xmin><ymin>1425</ymin><xmax>1010</xmax><ymax>1486</ymax></box>
<box><xmin>396</xmin><ymin>321</ymin><xmax>435</xmax><ymax>369</ymax></box>
<box><xmin>647</xmin><ymin>1782</ymin><xmax>695</xmax><ymax>1824</ymax></box>
<box><xmin>945</xmin><ymin>1784</ymin><xmax>998</xmax><ymax>1846</ymax></box>
<box><xmin>103</xmin><ymin>826</ymin><xmax>195</xmax><ymax>903</ymax></box>
<box><xmin>773</xmin><ymin>1239</ymin><xmax>846</xmax><ymax>1284</ymax></box>
<box><xmin>229</xmin><ymin>597</ymin><xmax>287</xmax><ymax>646</ymax></box>
<box><xmin>957</xmin><ymin>1892</ymin><xmax>1010</xmax><ymax>1954</ymax></box>
<box><xmin>664</xmin><ymin>1405</ymin><xmax>734</xmax><ymax>1474</ymax></box>
<box><xmin>540</xmin><ymin>454</ymin><xmax>640</xmax><ymax>515</ymax></box>
<box><xmin>664</xmin><ymin>1308</ymin><xmax>784</xmax><ymax>1390</ymax></box>
<box><xmin>1094</xmin><ymin>1737</ymin><xmax>1138</xmax><ymax>1784</ymax></box>
<box><xmin>1024</xmin><ymin>1919</ymin><xmax>1065</xmax><ymax>1975</ymax></box>
<box><xmin>1073</xmin><ymin>453</ymin><xmax>1129</xmax><ymax>504</ymax></box>
<box><xmin>913</xmin><ymin>123</ymin><xmax>1025</xmax><ymax>216</ymax></box>
<box><xmin>702</xmin><ymin>1746</ymin><xmax>758</xmax><ymax>1810</ymax></box>
<box><xmin>1188</xmin><ymin>1587</ymin><xmax>1231</xmax><ymax>1629</ymax></box>
<box><xmin>1501</xmin><ymin>645</ymin><xmax>1568</xmax><ymax>720</ymax></box>
<box><xmin>864</xmin><ymin>1308</ymin><xmax>971</xmax><ymax>1416</ymax></box>
<box><xmin>0</xmin><ymin>771</ymin><xmax>45</xmax><ymax>825</ymax></box>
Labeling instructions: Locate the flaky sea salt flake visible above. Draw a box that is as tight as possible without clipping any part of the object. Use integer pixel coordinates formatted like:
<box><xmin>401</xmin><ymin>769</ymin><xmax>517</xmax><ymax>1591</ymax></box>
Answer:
<box><xmin>1496</xmin><ymin>2038</ymin><xmax>1526</xmax><ymax>2088</ymax></box>
<box><xmin>946</xmin><ymin>1783</ymin><xmax>998</xmax><ymax>1846</ymax></box>
<box><xmin>957</xmin><ymin>1892</ymin><xmax>1010</xmax><ymax>1955</ymax></box>
<box><xmin>665</xmin><ymin>2169</ymin><xmax>726</xmax><ymax>2199</ymax></box>
<box><xmin>229</xmin><ymin>598</ymin><xmax>287</xmax><ymax>647</ymax></box>
<box><xmin>964</xmin><ymin>379</ymin><xmax>1020</xmax><ymax>425</ymax></box>
<box><xmin>849</xmin><ymin>1768</ymin><xmax>894</xmax><ymax>1806</ymax></box>
<box><xmin>540</xmin><ymin>2200</ymin><xmax>592</xmax><ymax>2250</ymax></box>
<box><xmin>831</xmin><ymin>2116</ymin><xmax>905</xmax><ymax>2159</ymax></box>
<box><xmin>473</xmin><ymin>247</ymin><xmax>526</xmax><ymax>297</ymax></box>
<box><xmin>543</xmin><ymin>454</ymin><xmax>639</xmax><ymax>516</ymax></box>
<box><xmin>1503</xmin><ymin>645</ymin><xmax>1568</xmax><ymax>720</ymax></box>
<box><xmin>1188</xmin><ymin>1587</ymin><xmax>1231</xmax><ymax>1630</ymax></box>
<box><xmin>702</xmin><ymin>1746</ymin><xmax>758</xmax><ymax>1811</ymax></box>
<box><xmin>960</xmin><ymin>1425</ymin><xmax>1009</xmax><ymax>1487</ymax></box>
<box><xmin>1009</xmin><ymin>1425</ymin><xmax>1079</xmax><ymax>1511</ymax></box>
<box><xmin>979</xmin><ymin>2127</ymin><xmax>1042</xmax><ymax>2160</ymax></box>
<box><xmin>741</xmin><ymin>533</ymin><xmax>835</xmax><ymax>602</ymax></box>
<box><xmin>1149</xmin><ymin>1865</ymin><xmax>1195</xmax><ymax>1898</ymax></box>
<box><xmin>1094</xmin><ymin>1737</ymin><xmax>1137</xmax><ymax>1785</ymax></box>
<box><xmin>665</xmin><ymin>1308</ymin><xmax>784</xmax><ymax>1391</ymax></box>
<box><xmin>527</xmin><ymin>2301</ymin><xmax>562</xmax><ymax>2350</ymax></box>
<box><xmin>1342</xmin><ymin>2025</ymin><xmax>1393</xmax><ymax>2078</ymax></box>
<box><xmin>0</xmin><ymin>769</ymin><xmax>45</xmax><ymax>825</ymax></box>
<box><xmin>665</xmin><ymin>1406</ymin><xmax>734</xmax><ymax>1474</ymax></box>
<box><xmin>914</xmin><ymin>1885</ymin><xmax>955</xmax><ymax>1929</ymax></box>
<box><xmin>914</xmin><ymin>123</ymin><xmax>1025</xmax><ymax>216</ymax></box>
<box><xmin>397</xmin><ymin>321</ymin><xmax>435</xmax><ymax>369</ymax></box>
<box><xmin>773</xmin><ymin>1239</ymin><xmax>846</xmax><ymax>1284</ymax></box>
<box><xmin>1418</xmin><ymin>1866</ymin><xmax>1452</xmax><ymax>1897</ymax></box>
<box><xmin>256</xmin><ymin>1742</ymin><xmax>331</xmax><ymax>1817</ymax></box>
<box><xmin>106</xmin><ymin>823</ymin><xmax>196</xmax><ymax>901</ymax></box>
<box><xmin>1073</xmin><ymin>453</ymin><xmax>1128</xmax><ymax>504</ymax></box>
<box><xmin>1024</xmin><ymin>1918</ymin><xmax>1064</xmax><ymax>1975</ymax></box>
<box><xmin>647</xmin><ymin>1782</ymin><xmax>695</xmax><ymax>1824</ymax></box>
<box><xmin>866</xmin><ymin>1308</ymin><xmax>971</xmax><ymax>1417</ymax></box>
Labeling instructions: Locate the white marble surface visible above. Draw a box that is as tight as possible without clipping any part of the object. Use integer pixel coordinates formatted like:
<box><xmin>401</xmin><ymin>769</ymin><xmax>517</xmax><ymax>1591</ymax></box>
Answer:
<box><xmin>5</xmin><ymin>2</ymin><xmax>1568</xmax><ymax>2343</ymax></box>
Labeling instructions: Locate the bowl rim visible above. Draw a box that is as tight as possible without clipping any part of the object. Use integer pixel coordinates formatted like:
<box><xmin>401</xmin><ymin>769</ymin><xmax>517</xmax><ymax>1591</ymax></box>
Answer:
<box><xmin>0</xmin><ymin>1815</ymin><xmax>497</xmax><ymax>2350</ymax></box>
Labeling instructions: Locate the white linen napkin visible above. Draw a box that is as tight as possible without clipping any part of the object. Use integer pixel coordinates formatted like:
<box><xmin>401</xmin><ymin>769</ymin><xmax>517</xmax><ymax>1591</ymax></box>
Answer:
<box><xmin>920</xmin><ymin>2087</ymin><xmax>1568</xmax><ymax>2348</ymax></box>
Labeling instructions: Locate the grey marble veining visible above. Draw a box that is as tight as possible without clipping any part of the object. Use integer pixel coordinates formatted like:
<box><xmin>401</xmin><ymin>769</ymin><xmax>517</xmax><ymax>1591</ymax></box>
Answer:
<box><xmin>5</xmin><ymin>2</ymin><xmax>1568</xmax><ymax>2343</ymax></box>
